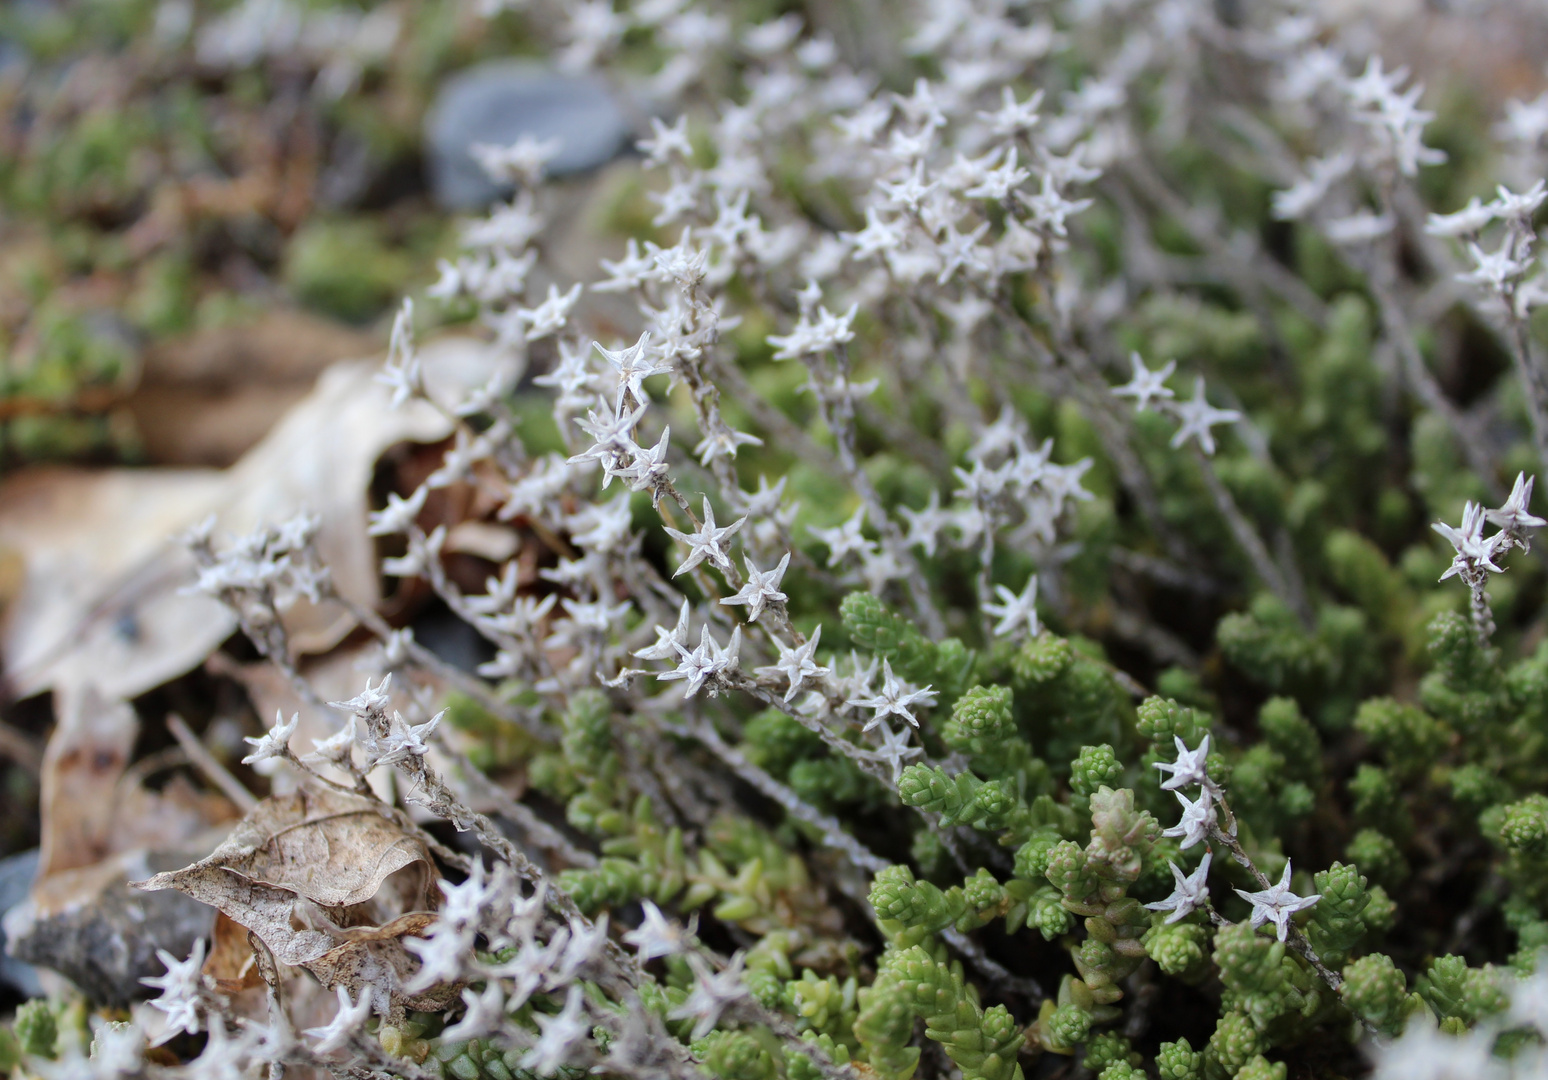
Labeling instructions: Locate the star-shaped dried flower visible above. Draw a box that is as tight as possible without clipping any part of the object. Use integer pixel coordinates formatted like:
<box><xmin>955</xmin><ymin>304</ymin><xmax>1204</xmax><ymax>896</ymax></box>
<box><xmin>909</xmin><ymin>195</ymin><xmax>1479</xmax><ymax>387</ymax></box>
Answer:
<box><xmin>1485</xmin><ymin>472</ymin><xmax>1546</xmax><ymax>539</ymax></box>
<box><xmin>1144</xmin><ymin>852</ymin><xmax>1213</xmax><ymax>924</ymax></box>
<box><xmin>241</xmin><ymin>710</ymin><xmax>298</xmax><ymax>766</ymax></box>
<box><xmin>1153</xmin><ymin>734</ymin><xmax>1213</xmax><ymax>793</ymax></box>
<box><xmin>141</xmin><ymin>940</ymin><xmax>207</xmax><ymax>1044</ymax></box>
<box><xmin>1233</xmin><ymin>860</ymin><xmax>1321</xmax><ymax>942</ymax></box>
<box><xmin>523</xmin><ymin>985</ymin><xmax>590</xmax><ymax>1076</ymax></box>
<box><xmin>1112</xmin><ymin>353</ymin><xmax>1177</xmax><ymax>412</ymax></box>
<box><xmin>983</xmin><ymin>575</ymin><xmax>1040</xmax><ymax>638</ymax></box>
<box><xmin>1162</xmin><ymin>789</ymin><xmax>1217</xmax><ymax>850</ymax></box>
<box><xmin>757</xmin><ymin>626</ymin><xmax>831</xmax><ymax>702</ymax></box>
<box><xmin>304</xmin><ymin>985</ymin><xmax>374</xmax><ymax>1056</ymax></box>
<box><xmin>664</xmin><ymin>498</ymin><xmax>747</xmax><ymax>577</ymax></box>
<box><xmin>622</xmin><ymin>900</ymin><xmax>695</xmax><ymax>960</ymax></box>
<box><xmin>1433</xmin><ymin>501</ymin><xmax>1507</xmax><ymax>580</ymax></box>
<box><xmin>847</xmin><ymin>658</ymin><xmax>937</xmax><ymax>730</ymax></box>
<box><xmin>1170</xmin><ymin>378</ymin><xmax>1241</xmax><ymax>456</ymax></box>
<box><xmin>721</xmin><ymin>552</ymin><xmax>790</xmax><ymax>622</ymax></box>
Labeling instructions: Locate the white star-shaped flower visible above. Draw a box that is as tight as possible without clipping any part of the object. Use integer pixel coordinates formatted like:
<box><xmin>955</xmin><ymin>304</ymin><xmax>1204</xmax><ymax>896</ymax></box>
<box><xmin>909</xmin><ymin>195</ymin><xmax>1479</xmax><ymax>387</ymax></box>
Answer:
<box><xmin>596</xmin><ymin>332</ymin><xmax>671</xmax><ymax>404</ymax></box>
<box><xmin>721</xmin><ymin>552</ymin><xmax>790</xmax><ymax>622</ymax></box>
<box><xmin>1153</xmin><ymin>735</ymin><xmax>1214</xmax><ymax>793</ymax></box>
<box><xmin>517</xmin><ymin>283</ymin><xmax>584</xmax><ymax>341</ymax></box>
<box><xmin>1485</xmin><ymin>472</ymin><xmax>1547</xmax><ymax>538</ymax></box>
<box><xmin>1144</xmin><ymin>851</ymin><xmax>1213</xmax><ymax>924</ymax></box>
<box><xmin>1163</xmin><ymin>789</ymin><xmax>1216</xmax><ymax>850</ymax></box>
<box><xmin>846</xmin><ymin>658</ymin><xmax>937</xmax><ymax>730</ymax></box>
<box><xmin>809</xmin><ymin>506</ymin><xmax>875</xmax><ymax>567</ymax></box>
<box><xmin>523</xmin><ymin>985</ymin><xmax>590</xmax><ymax>1076</ymax></box>
<box><xmin>241</xmin><ymin>710</ymin><xmax>298</xmax><ymax>765</ymax></box>
<box><xmin>141</xmin><ymin>940</ymin><xmax>207</xmax><ymax>1044</ymax></box>
<box><xmin>983</xmin><ymin>575</ymin><xmax>1040</xmax><ymax>638</ymax></box>
<box><xmin>869</xmin><ymin>720</ymin><xmax>923</xmax><ymax>783</ymax></box>
<box><xmin>669</xmin><ymin>953</ymin><xmax>749</xmax><ymax>1040</ymax></box>
<box><xmin>441</xmin><ymin>981</ymin><xmax>507</xmax><ymax>1042</ymax></box>
<box><xmin>664</xmin><ymin>498</ymin><xmax>747</xmax><ymax>577</ymax></box>
<box><xmin>1424</xmin><ymin>196</ymin><xmax>1496</xmax><ymax>238</ymax></box>
<box><xmin>372</xmin><ymin>710</ymin><xmax>444</xmax><ymax>769</ymax></box>
<box><xmin>330</xmin><ymin>675</ymin><xmax>392</xmax><ymax>718</ymax></box>
<box><xmin>694</xmin><ymin>425</ymin><xmax>764</xmax><ymax>465</ymax></box>
<box><xmin>638</xmin><ymin>114</ymin><xmax>692</xmax><ymax>165</ymax></box>
<box><xmin>899</xmin><ymin>491</ymin><xmax>949</xmax><ymax>557</ymax></box>
<box><xmin>303</xmin><ymin>985</ymin><xmax>374</xmax><ymax>1056</ymax></box>
<box><xmin>1233</xmin><ymin>860</ymin><xmax>1321</xmax><ymax>942</ymax></box>
<box><xmin>635</xmin><ymin>599</ymin><xmax>692</xmax><ymax>661</ymax></box>
<box><xmin>1169</xmin><ymin>378</ymin><xmax>1241</xmax><ymax>456</ymax></box>
<box><xmin>1433</xmin><ymin>501</ymin><xmax>1507</xmax><ymax>580</ymax></box>
<box><xmin>622</xmin><ymin>900</ymin><xmax>695</xmax><ymax>960</ymax></box>
<box><xmin>1112</xmin><ymin>353</ymin><xmax>1177</xmax><ymax>412</ymax></box>
<box><xmin>757</xmin><ymin>626</ymin><xmax>831</xmax><ymax>702</ymax></box>
<box><xmin>657</xmin><ymin>625</ymin><xmax>741</xmax><ymax>697</ymax></box>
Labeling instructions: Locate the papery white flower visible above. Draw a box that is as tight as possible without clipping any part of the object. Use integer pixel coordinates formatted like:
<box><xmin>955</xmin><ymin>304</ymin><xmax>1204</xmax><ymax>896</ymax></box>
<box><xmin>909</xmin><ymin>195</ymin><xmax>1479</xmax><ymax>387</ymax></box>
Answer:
<box><xmin>1154</xmin><ymin>734</ymin><xmax>1213</xmax><ymax>793</ymax></box>
<box><xmin>304</xmin><ymin>985</ymin><xmax>374</xmax><ymax>1056</ymax></box>
<box><xmin>1233</xmin><ymin>860</ymin><xmax>1321</xmax><ymax>942</ymax></box>
<box><xmin>141</xmin><ymin>940</ymin><xmax>207</xmax><ymax>1044</ymax></box>
<box><xmin>372</xmin><ymin>709</ymin><xmax>444</xmax><ymax>769</ymax></box>
<box><xmin>1425</xmin><ymin>197</ymin><xmax>1497</xmax><ymax>238</ymax></box>
<box><xmin>810</xmin><ymin>506</ymin><xmax>876</xmax><ymax>567</ymax></box>
<box><xmin>638</xmin><ymin>114</ymin><xmax>693</xmax><ymax>165</ymax></box>
<box><xmin>656</xmin><ymin>625</ymin><xmax>741</xmax><ymax>697</ymax></box>
<box><xmin>1323</xmin><ymin>210</ymin><xmax>1394</xmax><ymax>246</ymax></box>
<box><xmin>980</xmin><ymin>85</ymin><xmax>1044</xmax><ymax>137</ymax></box>
<box><xmin>635</xmin><ymin>599</ymin><xmax>692</xmax><ymax>661</ymax></box>
<box><xmin>330</xmin><ymin>674</ymin><xmax>393</xmax><ymax>718</ymax></box>
<box><xmin>471</xmin><ymin>133</ymin><xmax>561</xmax><ymax>186</ymax></box>
<box><xmin>767</xmin><ymin>303</ymin><xmax>858</xmax><ymax>360</ymax></box>
<box><xmin>1486</xmin><ymin>472</ymin><xmax>1547</xmax><ymax>540</ymax></box>
<box><xmin>1433</xmin><ymin>501</ymin><xmax>1508</xmax><ymax>583</ymax></box>
<box><xmin>518</xmin><ymin>283</ymin><xmax>584</xmax><ymax>341</ymax></box>
<box><xmin>964</xmin><ymin>147</ymin><xmax>1030</xmax><ymax>200</ymax></box>
<box><xmin>1163</xmin><ymin>789</ymin><xmax>1216</xmax><ymax>850</ymax></box>
<box><xmin>899</xmin><ymin>491</ymin><xmax>949</xmax><ymax>557</ymax></box>
<box><xmin>241</xmin><ymin>710</ymin><xmax>298</xmax><ymax>765</ymax></box>
<box><xmin>868</xmin><ymin>719</ymin><xmax>923</xmax><ymax>783</ymax></box>
<box><xmin>1271</xmin><ymin>152</ymin><xmax>1354</xmax><ymax>222</ymax></box>
<box><xmin>1492</xmin><ymin>180</ymin><xmax>1548</xmax><ymax>222</ymax></box>
<box><xmin>720</xmin><ymin>552</ymin><xmax>790</xmax><ymax>622</ymax></box>
<box><xmin>669</xmin><ymin>953</ymin><xmax>749</xmax><ymax>1040</ymax></box>
<box><xmin>441</xmin><ymin>981</ymin><xmax>506</xmax><ymax>1043</ymax></box>
<box><xmin>377</xmin><ymin>299</ymin><xmax>422</xmax><ymax>409</ymax></box>
<box><xmin>757</xmin><ymin>626</ymin><xmax>830</xmax><ymax>702</ymax></box>
<box><xmin>847</xmin><ymin>658</ymin><xmax>936</xmax><ymax>730</ymax></box>
<box><xmin>1169</xmin><ymin>378</ymin><xmax>1241</xmax><ymax>456</ymax></box>
<box><xmin>664</xmin><ymin>498</ymin><xmax>746</xmax><ymax>577</ymax></box>
<box><xmin>623</xmin><ymin>900</ymin><xmax>694</xmax><ymax>960</ymax></box>
<box><xmin>1146</xmin><ymin>852</ymin><xmax>1213</xmax><ymax>924</ymax></box>
<box><xmin>983</xmin><ymin>575</ymin><xmax>1041</xmax><ymax>639</ymax></box>
<box><xmin>694</xmin><ymin>425</ymin><xmax>764</xmax><ymax>464</ymax></box>
<box><xmin>1370</xmin><ymin>1019</ymin><xmax>1505</xmax><ymax>1080</ymax></box>
<box><xmin>523</xmin><ymin>985</ymin><xmax>590</xmax><ymax>1076</ymax></box>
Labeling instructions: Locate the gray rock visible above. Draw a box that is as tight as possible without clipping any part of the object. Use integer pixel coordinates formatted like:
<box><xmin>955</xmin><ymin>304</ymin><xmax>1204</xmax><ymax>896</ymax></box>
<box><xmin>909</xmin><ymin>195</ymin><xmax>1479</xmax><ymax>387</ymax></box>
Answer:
<box><xmin>3</xmin><ymin>848</ymin><xmax>217</xmax><ymax>1008</ymax></box>
<box><xmin>0</xmin><ymin>850</ymin><xmax>43</xmax><ymax>998</ymax></box>
<box><xmin>424</xmin><ymin>61</ymin><xmax>632</xmax><ymax>210</ymax></box>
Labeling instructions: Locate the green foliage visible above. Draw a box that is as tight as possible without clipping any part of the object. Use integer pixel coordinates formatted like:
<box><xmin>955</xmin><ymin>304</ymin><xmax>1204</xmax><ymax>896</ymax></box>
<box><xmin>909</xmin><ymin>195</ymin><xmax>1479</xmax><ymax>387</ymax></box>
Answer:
<box><xmin>1339</xmin><ymin>953</ymin><xmax>1411</xmax><ymax>1037</ymax></box>
<box><xmin>13</xmin><ymin>999</ymin><xmax>57</xmax><ymax>1060</ymax></box>
<box><xmin>1156</xmin><ymin>1038</ymin><xmax>1204</xmax><ymax>1080</ymax></box>
<box><xmin>693</xmin><ymin>1031</ymin><xmax>777</xmax><ymax>1080</ymax></box>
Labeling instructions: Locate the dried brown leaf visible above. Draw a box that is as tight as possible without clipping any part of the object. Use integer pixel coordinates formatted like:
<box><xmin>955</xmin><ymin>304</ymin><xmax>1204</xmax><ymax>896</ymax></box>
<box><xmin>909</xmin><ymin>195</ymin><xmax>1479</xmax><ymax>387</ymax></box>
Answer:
<box><xmin>204</xmin><ymin>911</ymin><xmax>262</xmax><ymax>994</ymax></box>
<box><xmin>132</xmin><ymin>784</ymin><xmax>450</xmax><ymax>1012</ymax></box>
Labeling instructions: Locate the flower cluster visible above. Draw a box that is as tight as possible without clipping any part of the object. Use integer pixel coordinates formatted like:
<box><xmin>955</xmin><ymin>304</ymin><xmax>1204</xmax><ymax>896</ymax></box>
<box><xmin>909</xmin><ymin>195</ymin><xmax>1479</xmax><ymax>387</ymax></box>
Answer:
<box><xmin>15</xmin><ymin>2</ymin><xmax>1548</xmax><ymax>1080</ymax></box>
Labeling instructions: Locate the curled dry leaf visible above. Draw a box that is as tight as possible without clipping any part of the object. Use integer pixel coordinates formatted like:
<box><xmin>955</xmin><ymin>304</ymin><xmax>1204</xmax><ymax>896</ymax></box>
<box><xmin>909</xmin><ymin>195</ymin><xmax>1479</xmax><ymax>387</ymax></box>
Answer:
<box><xmin>133</xmin><ymin>783</ymin><xmax>457</xmax><ymax>1013</ymax></box>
